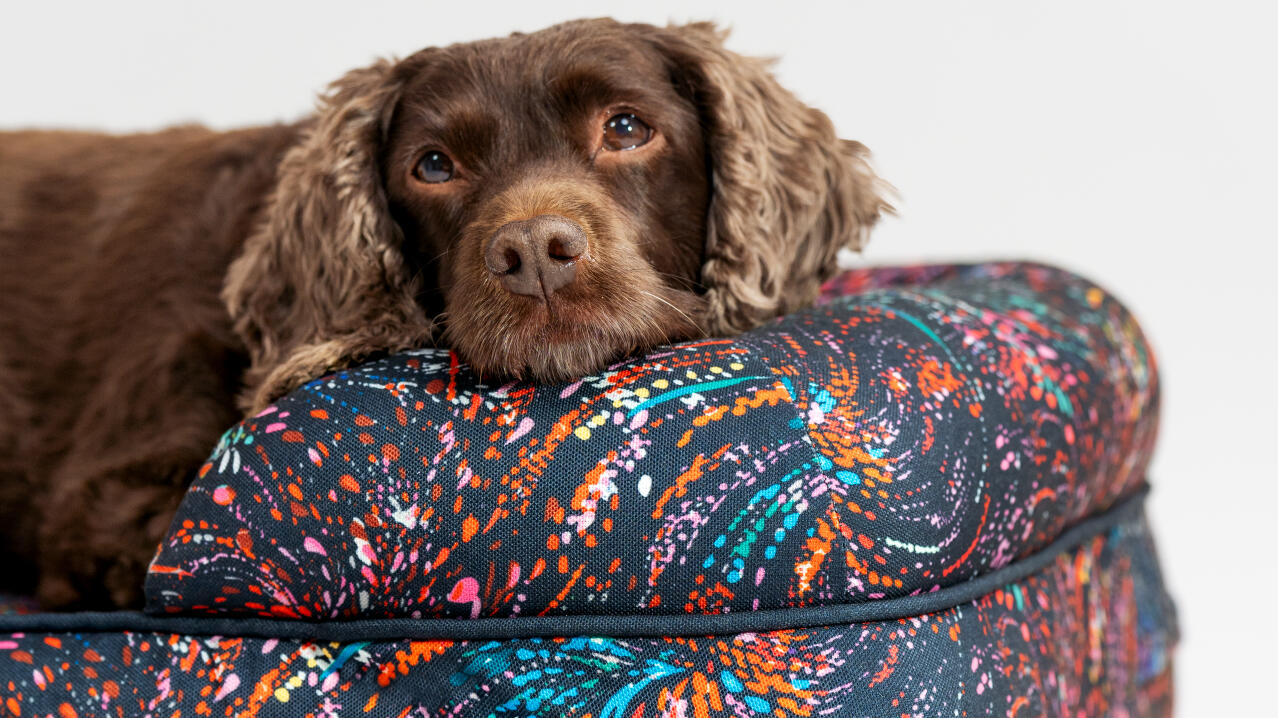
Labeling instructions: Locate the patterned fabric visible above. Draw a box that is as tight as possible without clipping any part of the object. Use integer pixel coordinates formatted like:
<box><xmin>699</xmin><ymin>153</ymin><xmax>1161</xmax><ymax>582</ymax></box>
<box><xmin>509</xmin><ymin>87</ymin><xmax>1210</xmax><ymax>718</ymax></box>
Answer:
<box><xmin>0</xmin><ymin>508</ymin><xmax>1175</xmax><ymax>717</ymax></box>
<box><xmin>0</xmin><ymin>262</ymin><xmax>1176</xmax><ymax>716</ymax></box>
<box><xmin>146</xmin><ymin>262</ymin><xmax>1159</xmax><ymax>620</ymax></box>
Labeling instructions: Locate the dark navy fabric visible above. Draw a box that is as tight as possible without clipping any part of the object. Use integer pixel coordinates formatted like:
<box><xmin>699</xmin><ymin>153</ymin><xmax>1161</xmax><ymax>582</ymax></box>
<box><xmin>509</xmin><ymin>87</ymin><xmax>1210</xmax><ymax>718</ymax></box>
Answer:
<box><xmin>146</xmin><ymin>262</ymin><xmax>1159</xmax><ymax>621</ymax></box>
<box><xmin>0</xmin><ymin>502</ymin><xmax>1175</xmax><ymax>716</ymax></box>
<box><xmin>0</xmin><ymin>263</ymin><xmax>1176</xmax><ymax>716</ymax></box>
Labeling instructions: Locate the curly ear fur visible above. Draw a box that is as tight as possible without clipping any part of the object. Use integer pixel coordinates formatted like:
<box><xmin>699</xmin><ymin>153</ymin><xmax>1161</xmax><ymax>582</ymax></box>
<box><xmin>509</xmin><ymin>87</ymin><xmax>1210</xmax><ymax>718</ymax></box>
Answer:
<box><xmin>644</xmin><ymin>22</ymin><xmax>892</xmax><ymax>333</ymax></box>
<box><xmin>223</xmin><ymin>60</ymin><xmax>434</xmax><ymax>412</ymax></box>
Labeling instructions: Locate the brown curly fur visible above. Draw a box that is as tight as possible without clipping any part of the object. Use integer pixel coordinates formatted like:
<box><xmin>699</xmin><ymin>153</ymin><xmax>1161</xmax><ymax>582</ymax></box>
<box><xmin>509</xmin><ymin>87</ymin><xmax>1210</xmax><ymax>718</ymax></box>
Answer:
<box><xmin>0</xmin><ymin>18</ymin><xmax>889</xmax><ymax>609</ymax></box>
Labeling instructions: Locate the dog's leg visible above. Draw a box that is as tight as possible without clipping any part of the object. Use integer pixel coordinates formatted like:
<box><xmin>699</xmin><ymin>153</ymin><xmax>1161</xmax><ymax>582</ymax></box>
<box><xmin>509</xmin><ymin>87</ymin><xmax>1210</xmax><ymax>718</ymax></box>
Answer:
<box><xmin>30</xmin><ymin>330</ymin><xmax>244</xmax><ymax>610</ymax></box>
<box><xmin>35</xmin><ymin>441</ymin><xmax>211</xmax><ymax>610</ymax></box>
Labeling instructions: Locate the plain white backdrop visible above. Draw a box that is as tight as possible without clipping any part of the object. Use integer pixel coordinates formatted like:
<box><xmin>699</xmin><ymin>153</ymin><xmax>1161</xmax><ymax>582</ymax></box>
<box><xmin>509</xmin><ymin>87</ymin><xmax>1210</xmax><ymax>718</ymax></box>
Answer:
<box><xmin>4</xmin><ymin>1</ymin><xmax>1275</xmax><ymax>713</ymax></box>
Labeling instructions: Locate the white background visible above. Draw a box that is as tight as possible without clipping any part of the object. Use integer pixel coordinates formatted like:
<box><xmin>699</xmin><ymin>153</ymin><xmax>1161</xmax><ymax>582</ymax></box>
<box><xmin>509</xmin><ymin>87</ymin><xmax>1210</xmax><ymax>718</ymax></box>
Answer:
<box><xmin>4</xmin><ymin>1</ymin><xmax>1275</xmax><ymax>712</ymax></box>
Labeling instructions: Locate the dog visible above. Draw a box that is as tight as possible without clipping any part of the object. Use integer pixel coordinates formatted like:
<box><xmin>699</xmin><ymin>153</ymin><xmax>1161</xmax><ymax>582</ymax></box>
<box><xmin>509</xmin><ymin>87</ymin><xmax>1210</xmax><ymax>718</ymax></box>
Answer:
<box><xmin>0</xmin><ymin>18</ymin><xmax>889</xmax><ymax>609</ymax></box>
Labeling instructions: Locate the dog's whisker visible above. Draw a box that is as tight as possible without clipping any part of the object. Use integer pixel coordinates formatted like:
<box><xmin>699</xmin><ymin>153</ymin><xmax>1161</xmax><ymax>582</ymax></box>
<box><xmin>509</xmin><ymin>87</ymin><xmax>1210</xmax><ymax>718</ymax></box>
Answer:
<box><xmin>640</xmin><ymin>290</ymin><xmax>702</xmax><ymax>333</ymax></box>
<box><xmin>648</xmin><ymin>269</ymin><xmax>701</xmax><ymax>290</ymax></box>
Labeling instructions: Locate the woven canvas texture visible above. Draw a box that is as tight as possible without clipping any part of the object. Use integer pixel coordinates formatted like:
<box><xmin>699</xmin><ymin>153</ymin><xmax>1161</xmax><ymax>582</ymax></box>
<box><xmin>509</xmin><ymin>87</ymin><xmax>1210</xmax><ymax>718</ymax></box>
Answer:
<box><xmin>0</xmin><ymin>262</ymin><xmax>1177</xmax><ymax>716</ymax></box>
<box><xmin>0</xmin><ymin>508</ymin><xmax>1175</xmax><ymax>717</ymax></box>
<box><xmin>145</xmin><ymin>262</ymin><xmax>1159</xmax><ymax>620</ymax></box>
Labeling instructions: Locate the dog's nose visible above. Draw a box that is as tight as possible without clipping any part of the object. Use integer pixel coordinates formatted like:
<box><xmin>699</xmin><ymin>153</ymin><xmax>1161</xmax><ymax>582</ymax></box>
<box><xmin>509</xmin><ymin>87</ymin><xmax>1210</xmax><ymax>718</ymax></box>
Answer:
<box><xmin>484</xmin><ymin>214</ymin><xmax>588</xmax><ymax>297</ymax></box>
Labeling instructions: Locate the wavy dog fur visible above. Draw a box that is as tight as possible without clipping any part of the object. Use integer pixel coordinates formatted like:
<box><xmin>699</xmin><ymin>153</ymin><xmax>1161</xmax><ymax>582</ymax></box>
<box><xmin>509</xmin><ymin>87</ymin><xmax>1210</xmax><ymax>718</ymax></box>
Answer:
<box><xmin>645</xmin><ymin>23</ymin><xmax>888</xmax><ymax>332</ymax></box>
<box><xmin>0</xmin><ymin>18</ymin><xmax>888</xmax><ymax>608</ymax></box>
<box><xmin>223</xmin><ymin>61</ymin><xmax>436</xmax><ymax>412</ymax></box>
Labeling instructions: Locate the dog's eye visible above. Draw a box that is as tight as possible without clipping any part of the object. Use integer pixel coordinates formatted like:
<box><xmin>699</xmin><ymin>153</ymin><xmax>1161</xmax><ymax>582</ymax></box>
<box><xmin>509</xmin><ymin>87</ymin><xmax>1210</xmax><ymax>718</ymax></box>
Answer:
<box><xmin>602</xmin><ymin>113</ymin><xmax>652</xmax><ymax>151</ymax></box>
<box><xmin>414</xmin><ymin>151</ymin><xmax>454</xmax><ymax>183</ymax></box>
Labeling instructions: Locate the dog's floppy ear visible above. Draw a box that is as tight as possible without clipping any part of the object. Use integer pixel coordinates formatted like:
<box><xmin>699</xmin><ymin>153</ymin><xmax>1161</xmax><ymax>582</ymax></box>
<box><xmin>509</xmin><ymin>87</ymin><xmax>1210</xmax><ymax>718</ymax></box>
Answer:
<box><xmin>642</xmin><ymin>22</ymin><xmax>892</xmax><ymax>333</ymax></box>
<box><xmin>223</xmin><ymin>59</ymin><xmax>434</xmax><ymax>412</ymax></box>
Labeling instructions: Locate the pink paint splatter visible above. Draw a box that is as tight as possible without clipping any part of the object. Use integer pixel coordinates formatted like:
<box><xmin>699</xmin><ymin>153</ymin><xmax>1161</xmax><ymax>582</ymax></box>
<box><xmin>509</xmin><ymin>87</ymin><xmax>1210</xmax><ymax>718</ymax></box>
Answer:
<box><xmin>303</xmin><ymin>537</ymin><xmax>326</xmax><ymax>555</ymax></box>
<box><xmin>449</xmin><ymin>576</ymin><xmax>481</xmax><ymax>618</ymax></box>
<box><xmin>212</xmin><ymin>485</ymin><xmax>235</xmax><ymax>506</ymax></box>
<box><xmin>506</xmin><ymin>416</ymin><xmax>535</xmax><ymax>444</ymax></box>
<box><xmin>559</xmin><ymin>379</ymin><xmax>585</xmax><ymax>399</ymax></box>
<box><xmin>213</xmin><ymin>673</ymin><xmax>240</xmax><ymax>702</ymax></box>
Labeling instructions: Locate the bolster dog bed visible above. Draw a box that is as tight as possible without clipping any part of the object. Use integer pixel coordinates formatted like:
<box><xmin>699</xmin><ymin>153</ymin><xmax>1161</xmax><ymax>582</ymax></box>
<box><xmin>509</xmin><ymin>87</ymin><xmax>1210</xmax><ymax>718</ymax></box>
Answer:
<box><xmin>0</xmin><ymin>261</ymin><xmax>1177</xmax><ymax>716</ymax></box>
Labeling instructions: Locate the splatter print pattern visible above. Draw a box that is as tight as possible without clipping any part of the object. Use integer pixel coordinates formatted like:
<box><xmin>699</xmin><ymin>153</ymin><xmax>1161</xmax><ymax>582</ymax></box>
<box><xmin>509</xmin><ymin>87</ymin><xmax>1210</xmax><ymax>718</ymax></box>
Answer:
<box><xmin>0</xmin><ymin>509</ymin><xmax>1175</xmax><ymax>716</ymax></box>
<box><xmin>0</xmin><ymin>262</ymin><xmax>1176</xmax><ymax>716</ymax></box>
<box><xmin>146</xmin><ymin>262</ymin><xmax>1160</xmax><ymax>619</ymax></box>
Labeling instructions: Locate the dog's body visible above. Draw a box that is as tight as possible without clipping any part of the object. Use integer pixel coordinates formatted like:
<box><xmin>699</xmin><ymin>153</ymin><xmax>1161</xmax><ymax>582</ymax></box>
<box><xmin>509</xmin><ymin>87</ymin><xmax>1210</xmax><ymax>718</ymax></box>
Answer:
<box><xmin>0</xmin><ymin>126</ymin><xmax>300</xmax><ymax>606</ymax></box>
<box><xmin>0</xmin><ymin>19</ymin><xmax>887</xmax><ymax>608</ymax></box>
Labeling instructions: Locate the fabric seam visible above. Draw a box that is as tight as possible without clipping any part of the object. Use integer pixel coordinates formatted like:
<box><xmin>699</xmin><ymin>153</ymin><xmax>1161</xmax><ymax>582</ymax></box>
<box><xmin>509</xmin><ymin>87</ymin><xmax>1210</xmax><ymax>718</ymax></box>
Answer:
<box><xmin>0</xmin><ymin>485</ymin><xmax>1150</xmax><ymax>641</ymax></box>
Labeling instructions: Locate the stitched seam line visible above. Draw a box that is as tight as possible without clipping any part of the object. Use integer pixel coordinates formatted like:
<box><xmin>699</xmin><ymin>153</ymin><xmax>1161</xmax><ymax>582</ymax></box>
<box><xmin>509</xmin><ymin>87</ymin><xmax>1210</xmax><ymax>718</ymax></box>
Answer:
<box><xmin>0</xmin><ymin>485</ymin><xmax>1150</xmax><ymax>640</ymax></box>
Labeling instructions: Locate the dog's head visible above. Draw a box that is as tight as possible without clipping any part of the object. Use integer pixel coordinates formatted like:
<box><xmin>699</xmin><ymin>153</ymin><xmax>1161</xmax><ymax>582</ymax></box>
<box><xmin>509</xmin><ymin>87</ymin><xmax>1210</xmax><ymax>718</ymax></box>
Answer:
<box><xmin>225</xmin><ymin>19</ymin><xmax>889</xmax><ymax>409</ymax></box>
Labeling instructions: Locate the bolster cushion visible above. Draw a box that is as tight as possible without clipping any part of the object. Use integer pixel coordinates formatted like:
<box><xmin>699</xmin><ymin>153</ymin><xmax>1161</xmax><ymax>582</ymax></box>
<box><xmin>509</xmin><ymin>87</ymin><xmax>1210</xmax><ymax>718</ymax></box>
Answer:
<box><xmin>145</xmin><ymin>261</ymin><xmax>1160</xmax><ymax>620</ymax></box>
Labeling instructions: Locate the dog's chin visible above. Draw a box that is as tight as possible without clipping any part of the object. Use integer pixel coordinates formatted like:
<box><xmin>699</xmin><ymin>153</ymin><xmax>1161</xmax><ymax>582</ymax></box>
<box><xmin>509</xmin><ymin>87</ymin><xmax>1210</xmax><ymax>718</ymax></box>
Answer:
<box><xmin>443</xmin><ymin>287</ymin><xmax>706</xmax><ymax>383</ymax></box>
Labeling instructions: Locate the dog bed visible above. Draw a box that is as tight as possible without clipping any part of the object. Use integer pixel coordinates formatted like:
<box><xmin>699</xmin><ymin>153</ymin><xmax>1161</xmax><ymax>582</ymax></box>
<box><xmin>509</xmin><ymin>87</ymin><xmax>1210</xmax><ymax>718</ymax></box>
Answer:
<box><xmin>0</xmin><ymin>261</ymin><xmax>1177</xmax><ymax>716</ymax></box>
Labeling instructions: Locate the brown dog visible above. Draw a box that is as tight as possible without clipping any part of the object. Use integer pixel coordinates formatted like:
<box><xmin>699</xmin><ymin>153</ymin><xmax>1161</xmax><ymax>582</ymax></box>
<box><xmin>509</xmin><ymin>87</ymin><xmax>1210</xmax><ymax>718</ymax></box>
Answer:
<box><xmin>0</xmin><ymin>19</ymin><xmax>888</xmax><ymax>609</ymax></box>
